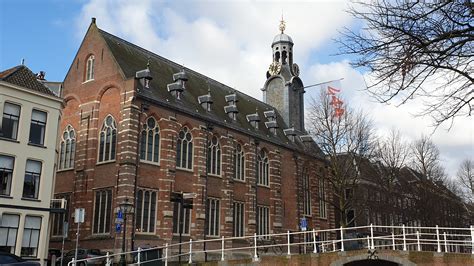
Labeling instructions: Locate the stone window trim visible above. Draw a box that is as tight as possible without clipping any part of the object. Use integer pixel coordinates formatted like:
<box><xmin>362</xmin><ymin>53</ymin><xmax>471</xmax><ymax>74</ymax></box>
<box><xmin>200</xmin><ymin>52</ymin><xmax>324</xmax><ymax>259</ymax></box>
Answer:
<box><xmin>0</xmin><ymin>154</ymin><xmax>15</xmax><ymax>197</ymax></box>
<box><xmin>256</xmin><ymin>149</ymin><xmax>269</xmax><ymax>187</ymax></box>
<box><xmin>172</xmin><ymin>201</ymin><xmax>191</xmax><ymax>236</ymax></box>
<box><xmin>176</xmin><ymin>126</ymin><xmax>193</xmax><ymax>170</ymax></box>
<box><xmin>135</xmin><ymin>189</ymin><xmax>157</xmax><ymax>234</ymax></box>
<box><xmin>1</xmin><ymin>102</ymin><xmax>21</xmax><ymax>141</ymax></box>
<box><xmin>21</xmin><ymin>215</ymin><xmax>42</xmax><ymax>257</ymax></box>
<box><xmin>0</xmin><ymin>213</ymin><xmax>20</xmax><ymax>254</ymax></box>
<box><xmin>257</xmin><ymin>205</ymin><xmax>270</xmax><ymax>238</ymax></box>
<box><xmin>22</xmin><ymin>159</ymin><xmax>42</xmax><ymax>200</ymax></box>
<box><xmin>58</xmin><ymin>125</ymin><xmax>76</xmax><ymax>171</ymax></box>
<box><xmin>92</xmin><ymin>189</ymin><xmax>112</xmax><ymax>235</ymax></box>
<box><xmin>207</xmin><ymin>135</ymin><xmax>221</xmax><ymax>176</ymax></box>
<box><xmin>97</xmin><ymin>115</ymin><xmax>117</xmax><ymax>163</ymax></box>
<box><xmin>206</xmin><ymin>197</ymin><xmax>220</xmax><ymax>237</ymax></box>
<box><xmin>233</xmin><ymin>201</ymin><xmax>245</xmax><ymax>237</ymax></box>
<box><xmin>140</xmin><ymin>117</ymin><xmax>160</xmax><ymax>165</ymax></box>
<box><xmin>28</xmin><ymin>109</ymin><xmax>47</xmax><ymax>147</ymax></box>
<box><xmin>85</xmin><ymin>54</ymin><xmax>95</xmax><ymax>82</ymax></box>
<box><xmin>232</xmin><ymin>142</ymin><xmax>245</xmax><ymax>181</ymax></box>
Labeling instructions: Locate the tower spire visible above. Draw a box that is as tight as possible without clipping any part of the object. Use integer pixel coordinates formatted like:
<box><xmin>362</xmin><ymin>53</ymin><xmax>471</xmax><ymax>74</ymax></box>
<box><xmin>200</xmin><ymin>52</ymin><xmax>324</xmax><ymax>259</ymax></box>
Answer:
<box><xmin>279</xmin><ymin>14</ymin><xmax>286</xmax><ymax>33</ymax></box>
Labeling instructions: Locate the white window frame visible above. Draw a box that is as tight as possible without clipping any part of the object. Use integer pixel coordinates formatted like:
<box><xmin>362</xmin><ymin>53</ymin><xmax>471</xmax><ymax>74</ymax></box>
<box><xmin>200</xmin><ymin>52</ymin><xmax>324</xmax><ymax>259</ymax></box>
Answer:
<box><xmin>98</xmin><ymin>115</ymin><xmax>117</xmax><ymax>163</ymax></box>
<box><xmin>233</xmin><ymin>201</ymin><xmax>244</xmax><ymax>237</ymax></box>
<box><xmin>173</xmin><ymin>202</ymin><xmax>191</xmax><ymax>235</ymax></box>
<box><xmin>92</xmin><ymin>189</ymin><xmax>112</xmax><ymax>235</ymax></box>
<box><xmin>176</xmin><ymin>127</ymin><xmax>193</xmax><ymax>170</ymax></box>
<box><xmin>0</xmin><ymin>154</ymin><xmax>14</xmax><ymax>196</ymax></box>
<box><xmin>206</xmin><ymin>198</ymin><xmax>220</xmax><ymax>237</ymax></box>
<box><xmin>29</xmin><ymin>109</ymin><xmax>47</xmax><ymax>146</ymax></box>
<box><xmin>257</xmin><ymin>205</ymin><xmax>270</xmax><ymax>238</ymax></box>
<box><xmin>58</xmin><ymin>125</ymin><xmax>76</xmax><ymax>170</ymax></box>
<box><xmin>23</xmin><ymin>160</ymin><xmax>42</xmax><ymax>199</ymax></box>
<box><xmin>21</xmin><ymin>216</ymin><xmax>42</xmax><ymax>257</ymax></box>
<box><xmin>257</xmin><ymin>150</ymin><xmax>269</xmax><ymax>186</ymax></box>
<box><xmin>85</xmin><ymin>55</ymin><xmax>95</xmax><ymax>81</ymax></box>
<box><xmin>1</xmin><ymin>102</ymin><xmax>20</xmax><ymax>140</ymax></box>
<box><xmin>233</xmin><ymin>143</ymin><xmax>245</xmax><ymax>181</ymax></box>
<box><xmin>140</xmin><ymin>117</ymin><xmax>160</xmax><ymax>164</ymax></box>
<box><xmin>0</xmin><ymin>213</ymin><xmax>20</xmax><ymax>254</ymax></box>
<box><xmin>135</xmin><ymin>189</ymin><xmax>157</xmax><ymax>234</ymax></box>
<box><xmin>208</xmin><ymin>136</ymin><xmax>221</xmax><ymax>176</ymax></box>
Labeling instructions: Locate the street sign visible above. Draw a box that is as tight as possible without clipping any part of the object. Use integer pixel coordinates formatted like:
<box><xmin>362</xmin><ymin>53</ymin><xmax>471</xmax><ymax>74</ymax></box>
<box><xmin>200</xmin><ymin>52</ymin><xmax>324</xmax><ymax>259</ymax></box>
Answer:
<box><xmin>74</xmin><ymin>208</ymin><xmax>85</xmax><ymax>223</ymax></box>
<box><xmin>118</xmin><ymin>210</ymin><xmax>123</xmax><ymax>219</ymax></box>
<box><xmin>300</xmin><ymin>217</ymin><xmax>307</xmax><ymax>231</ymax></box>
<box><xmin>115</xmin><ymin>223</ymin><xmax>121</xmax><ymax>233</ymax></box>
<box><xmin>183</xmin><ymin>192</ymin><xmax>197</xmax><ymax>199</ymax></box>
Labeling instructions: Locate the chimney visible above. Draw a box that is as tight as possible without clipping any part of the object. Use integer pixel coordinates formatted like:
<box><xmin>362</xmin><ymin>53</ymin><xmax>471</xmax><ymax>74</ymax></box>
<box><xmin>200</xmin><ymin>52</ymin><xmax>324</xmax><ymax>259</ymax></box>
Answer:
<box><xmin>91</xmin><ymin>17</ymin><xmax>96</xmax><ymax>24</ymax></box>
<box><xmin>36</xmin><ymin>71</ymin><xmax>46</xmax><ymax>81</ymax></box>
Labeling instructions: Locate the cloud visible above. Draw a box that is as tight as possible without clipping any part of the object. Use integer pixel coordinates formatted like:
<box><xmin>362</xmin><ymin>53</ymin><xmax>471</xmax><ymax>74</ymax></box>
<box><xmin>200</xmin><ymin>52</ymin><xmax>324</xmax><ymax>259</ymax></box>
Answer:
<box><xmin>75</xmin><ymin>0</ymin><xmax>473</xmax><ymax>177</ymax></box>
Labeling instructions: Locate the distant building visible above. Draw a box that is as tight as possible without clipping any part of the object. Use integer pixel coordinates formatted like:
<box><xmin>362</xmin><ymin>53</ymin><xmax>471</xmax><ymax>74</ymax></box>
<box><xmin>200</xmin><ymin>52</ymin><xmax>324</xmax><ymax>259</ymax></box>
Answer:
<box><xmin>0</xmin><ymin>65</ymin><xmax>64</xmax><ymax>264</ymax></box>
<box><xmin>49</xmin><ymin>18</ymin><xmax>335</xmax><ymax>257</ymax></box>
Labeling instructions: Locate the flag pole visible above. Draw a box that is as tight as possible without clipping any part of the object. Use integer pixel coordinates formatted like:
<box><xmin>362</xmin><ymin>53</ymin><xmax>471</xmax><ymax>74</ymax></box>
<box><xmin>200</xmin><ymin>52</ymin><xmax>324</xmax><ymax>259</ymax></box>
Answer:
<box><xmin>303</xmin><ymin>78</ymin><xmax>344</xmax><ymax>89</ymax></box>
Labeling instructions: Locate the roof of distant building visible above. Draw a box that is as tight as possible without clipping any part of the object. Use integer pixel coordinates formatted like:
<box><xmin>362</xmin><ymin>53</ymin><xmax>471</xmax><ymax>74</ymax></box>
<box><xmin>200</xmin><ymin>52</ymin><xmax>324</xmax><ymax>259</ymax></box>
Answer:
<box><xmin>0</xmin><ymin>65</ymin><xmax>56</xmax><ymax>96</ymax></box>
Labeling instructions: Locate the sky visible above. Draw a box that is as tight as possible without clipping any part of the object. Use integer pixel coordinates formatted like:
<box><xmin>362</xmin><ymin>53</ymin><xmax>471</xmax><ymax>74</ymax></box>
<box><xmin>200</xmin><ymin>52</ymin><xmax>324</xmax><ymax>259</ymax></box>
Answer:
<box><xmin>1</xmin><ymin>0</ymin><xmax>472</xmax><ymax>178</ymax></box>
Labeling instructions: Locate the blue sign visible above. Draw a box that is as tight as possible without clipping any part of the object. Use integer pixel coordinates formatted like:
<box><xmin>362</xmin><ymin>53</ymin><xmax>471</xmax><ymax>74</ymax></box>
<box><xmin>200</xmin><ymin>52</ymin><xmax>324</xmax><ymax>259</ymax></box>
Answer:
<box><xmin>300</xmin><ymin>217</ymin><xmax>308</xmax><ymax>231</ymax></box>
<box><xmin>117</xmin><ymin>210</ymin><xmax>123</xmax><ymax>219</ymax></box>
<box><xmin>115</xmin><ymin>223</ymin><xmax>121</xmax><ymax>233</ymax></box>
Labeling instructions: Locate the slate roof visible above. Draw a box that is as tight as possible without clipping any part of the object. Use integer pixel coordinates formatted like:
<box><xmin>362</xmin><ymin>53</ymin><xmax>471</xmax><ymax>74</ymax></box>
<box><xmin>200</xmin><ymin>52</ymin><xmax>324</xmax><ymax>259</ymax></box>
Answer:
<box><xmin>98</xmin><ymin>28</ymin><xmax>324</xmax><ymax>157</ymax></box>
<box><xmin>0</xmin><ymin>65</ymin><xmax>56</xmax><ymax>96</ymax></box>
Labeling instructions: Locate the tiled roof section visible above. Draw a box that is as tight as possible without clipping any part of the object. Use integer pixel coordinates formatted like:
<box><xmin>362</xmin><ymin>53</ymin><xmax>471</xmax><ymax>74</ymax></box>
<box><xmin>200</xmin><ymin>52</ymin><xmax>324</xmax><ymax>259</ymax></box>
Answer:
<box><xmin>0</xmin><ymin>65</ymin><xmax>55</xmax><ymax>96</ymax></box>
<box><xmin>98</xmin><ymin>28</ymin><xmax>324</xmax><ymax>157</ymax></box>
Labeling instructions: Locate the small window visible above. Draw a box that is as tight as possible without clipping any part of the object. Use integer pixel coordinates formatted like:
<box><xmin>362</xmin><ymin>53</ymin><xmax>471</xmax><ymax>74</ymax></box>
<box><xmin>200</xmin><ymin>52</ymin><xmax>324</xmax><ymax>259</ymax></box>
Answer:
<box><xmin>29</xmin><ymin>110</ymin><xmax>47</xmax><ymax>146</ymax></box>
<box><xmin>23</xmin><ymin>160</ymin><xmax>42</xmax><ymax>199</ymax></box>
<box><xmin>233</xmin><ymin>201</ymin><xmax>244</xmax><ymax>237</ymax></box>
<box><xmin>98</xmin><ymin>115</ymin><xmax>117</xmax><ymax>163</ymax></box>
<box><xmin>257</xmin><ymin>149</ymin><xmax>269</xmax><ymax>186</ymax></box>
<box><xmin>140</xmin><ymin>117</ymin><xmax>160</xmax><ymax>163</ymax></box>
<box><xmin>233</xmin><ymin>143</ymin><xmax>245</xmax><ymax>181</ymax></box>
<box><xmin>176</xmin><ymin>127</ymin><xmax>193</xmax><ymax>169</ymax></box>
<box><xmin>1</xmin><ymin>103</ymin><xmax>20</xmax><ymax>140</ymax></box>
<box><xmin>257</xmin><ymin>205</ymin><xmax>270</xmax><ymax>238</ymax></box>
<box><xmin>208</xmin><ymin>136</ymin><xmax>221</xmax><ymax>175</ymax></box>
<box><xmin>0</xmin><ymin>214</ymin><xmax>20</xmax><ymax>254</ymax></box>
<box><xmin>58</xmin><ymin>126</ymin><xmax>76</xmax><ymax>170</ymax></box>
<box><xmin>85</xmin><ymin>55</ymin><xmax>95</xmax><ymax>81</ymax></box>
<box><xmin>0</xmin><ymin>155</ymin><xmax>14</xmax><ymax>196</ymax></box>
<box><xmin>206</xmin><ymin>198</ymin><xmax>220</xmax><ymax>236</ymax></box>
<box><xmin>21</xmin><ymin>216</ymin><xmax>42</xmax><ymax>257</ymax></box>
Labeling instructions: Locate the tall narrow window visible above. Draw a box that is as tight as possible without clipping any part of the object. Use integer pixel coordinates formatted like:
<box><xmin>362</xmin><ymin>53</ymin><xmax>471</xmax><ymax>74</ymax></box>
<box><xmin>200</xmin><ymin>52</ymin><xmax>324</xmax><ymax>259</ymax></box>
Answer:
<box><xmin>0</xmin><ymin>155</ymin><xmax>14</xmax><ymax>196</ymax></box>
<box><xmin>51</xmin><ymin>194</ymin><xmax>70</xmax><ymax>237</ymax></box>
<box><xmin>1</xmin><ymin>102</ymin><xmax>20</xmax><ymax>140</ymax></box>
<box><xmin>85</xmin><ymin>55</ymin><xmax>95</xmax><ymax>81</ymax></box>
<box><xmin>176</xmin><ymin>127</ymin><xmax>193</xmax><ymax>169</ymax></box>
<box><xmin>257</xmin><ymin>150</ymin><xmax>269</xmax><ymax>186</ymax></box>
<box><xmin>58</xmin><ymin>126</ymin><xmax>76</xmax><ymax>170</ymax></box>
<box><xmin>0</xmin><ymin>214</ymin><xmax>20</xmax><ymax>254</ymax></box>
<box><xmin>93</xmin><ymin>189</ymin><xmax>112</xmax><ymax>234</ymax></box>
<box><xmin>140</xmin><ymin>117</ymin><xmax>160</xmax><ymax>163</ymax></box>
<box><xmin>233</xmin><ymin>201</ymin><xmax>244</xmax><ymax>237</ymax></box>
<box><xmin>233</xmin><ymin>143</ymin><xmax>245</xmax><ymax>181</ymax></box>
<box><xmin>303</xmin><ymin>169</ymin><xmax>311</xmax><ymax>216</ymax></box>
<box><xmin>98</xmin><ymin>115</ymin><xmax>117</xmax><ymax>163</ymax></box>
<box><xmin>318</xmin><ymin>179</ymin><xmax>327</xmax><ymax>219</ymax></box>
<box><xmin>257</xmin><ymin>205</ymin><xmax>270</xmax><ymax>238</ymax></box>
<box><xmin>206</xmin><ymin>198</ymin><xmax>220</xmax><ymax>236</ymax></box>
<box><xmin>23</xmin><ymin>160</ymin><xmax>41</xmax><ymax>199</ymax></box>
<box><xmin>172</xmin><ymin>202</ymin><xmax>191</xmax><ymax>235</ymax></box>
<box><xmin>135</xmin><ymin>189</ymin><xmax>157</xmax><ymax>233</ymax></box>
<box><xmin>208</xmin><ymin>136</ymin><xmax>221</xmax><ymax>175</ymax></box>
<box><xmin>29</xmin><ymin>110</ymin><xmax>47</xmax><ymax>146</ymax></box>
<box><xmin>21</xmin><ymin>216</ymin><xmax>41</xmax><ymax>257</ymax></box>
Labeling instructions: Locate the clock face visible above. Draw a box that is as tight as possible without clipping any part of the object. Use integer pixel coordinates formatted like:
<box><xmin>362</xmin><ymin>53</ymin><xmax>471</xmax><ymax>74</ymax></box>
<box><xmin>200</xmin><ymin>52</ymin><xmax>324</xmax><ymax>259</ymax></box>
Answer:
<box><xmin>268</xmin><ymin>61</ymin><xmax>282</xmax><ymax>76</ymax></box>
<box><xmin>292</xmin><ymin>63</ymin><xmax>300</xmax><ymax>77</ymax></box>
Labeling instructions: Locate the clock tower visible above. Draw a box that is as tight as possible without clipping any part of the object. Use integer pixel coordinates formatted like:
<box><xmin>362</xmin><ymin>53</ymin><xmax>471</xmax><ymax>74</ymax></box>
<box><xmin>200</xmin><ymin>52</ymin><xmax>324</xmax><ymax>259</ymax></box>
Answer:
<box><xmin>262</xmin><ymin>18</ymin><xmax>305</xmax><ymax>132</ymax></box>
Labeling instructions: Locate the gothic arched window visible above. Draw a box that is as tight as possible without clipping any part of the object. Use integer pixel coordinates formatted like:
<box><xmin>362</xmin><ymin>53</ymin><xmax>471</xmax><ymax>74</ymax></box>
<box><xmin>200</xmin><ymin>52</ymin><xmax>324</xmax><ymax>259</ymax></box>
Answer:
<box><xmin>85</xmin><ymin>55</ymin><xmax>95</xmax><ymax>81</ymax></box>
<box><xmin>233</xmin><ymin>143</ymin><xmax>245</xmax><ymax>181</ymax></box>
<box><xmin>98</xmin><ymin>115</ymin><xmax>117</xmax><ymax>162</ymax></box>
<box><xmin>59</xmin><ymin>125</ymin><xmax>76</xmax><ymax>170</ymax></box>
<box><xmin>208</xmin><ymin>136</ymin><xmax>221</xmax><ymax>175</ymax></box>
<box><xmin>176</xmin><ymin>127</ymin><xmax>193</xmax><ymax>169</ymax></box>
<box><xmin>257</xmin><ymin>149</ymin><xmax>269</xmax><ymax>186</ymax></box>
<box><xmin>140</xmin><ymin>117</ymin><xmax>160</xmax><ymax>163</ymax></box>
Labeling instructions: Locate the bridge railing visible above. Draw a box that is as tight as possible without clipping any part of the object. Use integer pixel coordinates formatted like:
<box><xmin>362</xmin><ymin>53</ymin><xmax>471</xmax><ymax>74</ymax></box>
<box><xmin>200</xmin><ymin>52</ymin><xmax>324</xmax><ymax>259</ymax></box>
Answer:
<box><xmin>66</xmin><ymin>224</ymin><xmax>474</xmax><ymax>265</ymax></box>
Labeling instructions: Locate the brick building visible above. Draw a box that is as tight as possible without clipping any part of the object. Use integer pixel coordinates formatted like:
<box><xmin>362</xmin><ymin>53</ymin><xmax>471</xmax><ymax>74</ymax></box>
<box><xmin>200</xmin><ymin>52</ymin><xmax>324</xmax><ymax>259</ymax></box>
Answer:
<box><xmin>49</xmin><ymin>18</ymin><xmax>335</xmax><ymax>256</ymax></box>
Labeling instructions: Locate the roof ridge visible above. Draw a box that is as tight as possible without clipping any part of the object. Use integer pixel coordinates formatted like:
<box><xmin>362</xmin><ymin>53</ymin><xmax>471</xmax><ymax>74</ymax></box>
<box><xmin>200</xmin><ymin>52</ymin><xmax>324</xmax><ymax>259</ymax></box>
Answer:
<box><xmin>97</xmin><ymin>28</ymin><xmax>276</xmax><ymax>110</ymax></box>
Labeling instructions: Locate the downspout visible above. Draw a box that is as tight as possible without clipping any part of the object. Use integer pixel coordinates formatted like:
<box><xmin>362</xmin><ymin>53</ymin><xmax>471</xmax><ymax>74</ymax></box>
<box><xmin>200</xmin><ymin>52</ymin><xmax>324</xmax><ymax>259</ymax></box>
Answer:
<box><xmin>203</xmin><ymin>123</ymin><xmax>213</xmax><ymax>261</ymax></box>
<box><xmin>254</xmin><ymin>139</ymin><xmax>260</xmax><ymax>236</ymax></box>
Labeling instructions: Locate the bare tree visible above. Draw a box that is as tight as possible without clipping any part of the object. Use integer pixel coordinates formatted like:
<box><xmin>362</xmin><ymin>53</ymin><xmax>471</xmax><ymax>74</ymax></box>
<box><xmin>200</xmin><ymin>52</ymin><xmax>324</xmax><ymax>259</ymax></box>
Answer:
<box><xmin>456</xmin><ymin>159</ymin><xmax>474</xmax><ymax>202</ymax></box>
<box><xmin>338</xmin><ymin>0</ymin><xmax>473</xmax><ymax>127</ymax></box>
<box><xmin>307</xmin><ymin>89</ymin><xmax>375</xmax><ymax>227</ymax></box>
<box><xmin>411</xmin><ymin>135</ymin><xmax>446</xmax><ymax>182</ymax></box>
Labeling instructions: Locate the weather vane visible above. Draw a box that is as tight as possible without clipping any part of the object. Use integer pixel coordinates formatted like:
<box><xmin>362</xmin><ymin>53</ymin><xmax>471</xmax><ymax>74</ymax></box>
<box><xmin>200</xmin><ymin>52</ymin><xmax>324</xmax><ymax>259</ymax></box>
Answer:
<box><xmin>279</xmin><ymin>14</ymin><xmax>286</xmax><ymax>33</ymax></box>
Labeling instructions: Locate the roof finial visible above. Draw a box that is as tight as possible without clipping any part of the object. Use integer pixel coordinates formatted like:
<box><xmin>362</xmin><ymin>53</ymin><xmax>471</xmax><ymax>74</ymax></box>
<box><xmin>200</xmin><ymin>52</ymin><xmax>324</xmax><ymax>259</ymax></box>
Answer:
<box><xmin>279</xmin><ymin>14</ymin><xmax>286</xmax><ymax>33</ymax></box>
<box><xmin>146</xmin><ymin>57</ymin><xmax>150</xmax><ymax>69</ymax></box>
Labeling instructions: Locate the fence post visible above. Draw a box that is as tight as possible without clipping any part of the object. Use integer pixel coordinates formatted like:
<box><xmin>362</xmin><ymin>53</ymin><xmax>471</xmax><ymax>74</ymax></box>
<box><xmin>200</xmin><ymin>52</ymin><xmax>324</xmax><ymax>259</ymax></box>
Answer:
<box><xmin>392</xmin><ymin>232</ymin><xmax>395</xmax><ymax>250</ymax></box>
<box><xmin>367</xmin><ymin>236</ymin><xmax>370</xmax><ymax>250</ymax></box>
<box><xmin>164</xmin><ymin>243</ymin><xmax>168</xmax><ymax>266</ymax></box>
<box><xmin>105</xmin><ymin>252</ymin><xmax>110</xmax><ymax>266</ymax></box>
<box><xmin>253</xmin><ymin>233</ymin><xmax>259</xmax><ymax>261</ymax></box>
<box><xmin>471</xmin><ymin>225</ymin><xmax>474</xmax><ymax>255</ymax></box>
<box><xmin>340</xmin><ymin>226</ymin><xmax>344</xmax><ymax>252</ymax></box>
<box><xmin>370</xmin><ymin>224</ymin><xmax>374</xmax><ymax>249</ymax></box>
<box><xmin>137</xmin><ymin>247</ymin><xmax>141</xmax><ymax>265</ymax></box>
<box><xmin>71</xmin><ymin>258</ymin><xmax>75</xmax><ymax>266</ymax></box>
<box><xmin>444</xmin><ymin>232</ymin><xmax>448</xmax><ymax>252</ymax></box>
<box><xmin>287</xmin><ymin>230</ymin><xmax>291</xmax><ymax>256</ymax></box>
<box><xmin>332</xmin><ymin>240</ymin><xmax>336</xmax><ymax>251</ymax></box>
<box><xmin>221</xmin><ymin>236</ymin><xmax>225</xmax><ymax>261</ymax></box>
<box><xmin>402</xmin><ymin>224</ymin><xmax>407</xmax><ymax>251</ymax></box>
<box><xmin>416</xmin><ymin>231</ymin><xmax>421</xmax><ymax>251</ymax></box>
<box><xmin>312</xmin><ymin>229</ymin><xmax>317</xmax><ymax>254</ymax></box>
<box><xmin>188</xmin><ymin>239</ymin><xmax>193</xmax><ymax>264</ymax></box>
<box><xmin>436</xmin><ymin>225</ymin><xmax>441</xmax><ymax>253</ymax></box>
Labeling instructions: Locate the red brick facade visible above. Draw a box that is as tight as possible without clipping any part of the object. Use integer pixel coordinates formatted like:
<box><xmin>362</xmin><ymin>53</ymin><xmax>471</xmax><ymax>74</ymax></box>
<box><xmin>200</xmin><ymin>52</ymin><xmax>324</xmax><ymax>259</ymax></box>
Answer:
<box><xmin>50</xmin><ymin>21</ymin><xmax>335</xmax><ymax>254</ymax></box>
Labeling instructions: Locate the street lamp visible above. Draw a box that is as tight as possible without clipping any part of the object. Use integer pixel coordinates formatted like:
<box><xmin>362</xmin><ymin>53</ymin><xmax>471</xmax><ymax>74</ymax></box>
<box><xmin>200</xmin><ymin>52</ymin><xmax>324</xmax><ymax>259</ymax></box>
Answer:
<box><xmin>119</xmin><ymin>198</ymin><xmax>134</xmax><ymax>266</ymax></box>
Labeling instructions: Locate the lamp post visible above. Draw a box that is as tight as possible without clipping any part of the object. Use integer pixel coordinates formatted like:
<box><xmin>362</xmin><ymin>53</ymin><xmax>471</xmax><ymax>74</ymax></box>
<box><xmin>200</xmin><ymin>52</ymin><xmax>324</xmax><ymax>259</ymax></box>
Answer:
<box><xmin>119</xmin><ymin>198</ymin><xmax>134</xmax><ymax>266</ymax></box>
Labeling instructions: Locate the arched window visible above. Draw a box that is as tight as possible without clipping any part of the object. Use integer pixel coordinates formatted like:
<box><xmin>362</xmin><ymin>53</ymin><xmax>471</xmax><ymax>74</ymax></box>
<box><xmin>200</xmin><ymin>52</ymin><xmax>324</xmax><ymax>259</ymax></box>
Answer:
<box><xmin>176</xmin><ymin>127</ymin><xmax>193</xmax><ymax>169</ymax></box>
<box><xmin>59</xmin><ymin>125</ymin><xmax>76</xmax><ymax>170</ymax></box>
<box><xmin>98</xmin><ymin>115</ymin><xmax>117</xmax><ymax>162</ymax></box>
<box><xmin>257</xmin><ymin>149</ymin><xmax>269</xmax><ymax>186</ymax></box>
<box><xmin>282</xmin><ymin>51</ymin><xmax>287</xmax><ymax>64</ymax></box>
<box><xmin>140</xmin><ymin>117</ymin><xmax>160</xmax><ymax>163</ymax></box>
<box><xmin>208</xmin><ymin>136</ymin><xmax>221</xmax><ymax>175</ymax></box>
<box><xmin>85</xmin><ymin>55</ymin><xmax>95</xmax><ymax>81</ymax></box>
<box><xmin>233</xmin><ymin>143</ymin><xmax>245</xmax><ymax>181</ymax></box>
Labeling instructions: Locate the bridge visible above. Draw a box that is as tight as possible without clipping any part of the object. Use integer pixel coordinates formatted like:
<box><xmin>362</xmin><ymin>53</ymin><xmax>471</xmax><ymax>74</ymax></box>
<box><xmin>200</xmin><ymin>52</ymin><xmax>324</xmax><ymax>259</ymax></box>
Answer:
<box><xmin>68</xmin><ymin>224</ymin><xmax>474</xmax><ymax>265</ymax></box>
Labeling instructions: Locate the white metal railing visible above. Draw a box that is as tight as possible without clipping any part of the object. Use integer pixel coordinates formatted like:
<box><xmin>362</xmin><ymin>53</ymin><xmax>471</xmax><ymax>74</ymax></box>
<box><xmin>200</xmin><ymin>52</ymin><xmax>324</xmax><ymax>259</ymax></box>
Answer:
<box><xmin>66</xmin><ymin>224</ymin><xmax>474</xmax><ymax>265</ymax></box>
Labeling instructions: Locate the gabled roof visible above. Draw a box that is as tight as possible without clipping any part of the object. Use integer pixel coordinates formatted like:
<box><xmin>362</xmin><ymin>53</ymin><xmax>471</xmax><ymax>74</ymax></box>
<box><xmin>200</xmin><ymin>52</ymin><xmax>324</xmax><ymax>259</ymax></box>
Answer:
<box><xmin>97</xmin><ymin>27</ymin><xmax>324</xmax><ymax>157</ymax></box>
<box><xmin>0</xmin><ymin>65</ymin><xmax>55</xmax><ymax>96</ymax></box>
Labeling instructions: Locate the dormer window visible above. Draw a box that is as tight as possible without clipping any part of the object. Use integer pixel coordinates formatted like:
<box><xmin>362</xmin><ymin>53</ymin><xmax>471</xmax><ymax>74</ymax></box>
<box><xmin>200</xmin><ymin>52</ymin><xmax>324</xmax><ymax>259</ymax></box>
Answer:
<box><xmin>246</xmin><ymin>113</ymin><xmax>260</xmax><ymax>129</ymax></box>
<box><xmin>198</xmin><ymin>93</ymin><xmax>213</xmax><ymax>112</ymax></box>
<box><xmin>224</xmin><ymin>93</ymin><xmax>238</xmax><ymax>120</ymax></box>
<box><xmin>168</xmin><ymin>70</ymin><xmax>187</xmax><ymax>100</ymax></box>
<box><xmin>85</xmin><ymin>55</ymin><xmax>95</xmax><ymax>81</ymax></box>
<box><xmin>264</xmin><ymin>110</ymin><xmax>278</xmax><ymax>135</ymax></box>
